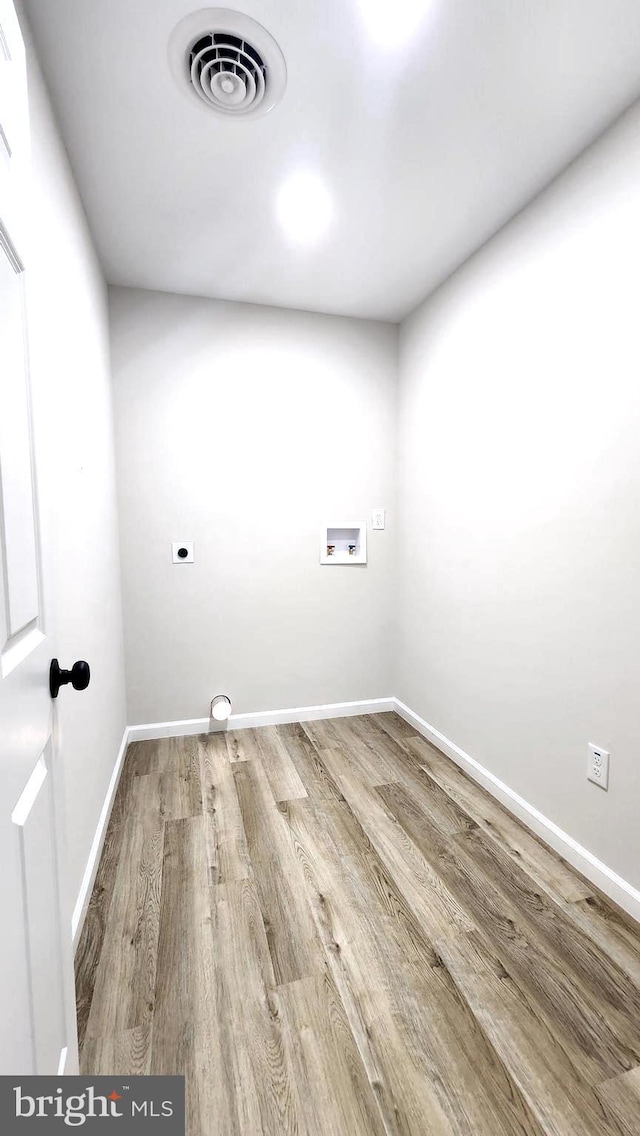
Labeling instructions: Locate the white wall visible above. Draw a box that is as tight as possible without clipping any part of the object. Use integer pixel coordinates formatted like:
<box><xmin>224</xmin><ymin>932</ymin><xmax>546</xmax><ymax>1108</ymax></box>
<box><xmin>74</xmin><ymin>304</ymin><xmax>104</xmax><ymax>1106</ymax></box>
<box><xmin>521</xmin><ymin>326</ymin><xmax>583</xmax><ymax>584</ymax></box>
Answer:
<box><xmin>18</xmin><ymin>7</ymin><xmax>127</xmax><ymax>919</ymax></box>
<box><xmin>397</xmin><ymin>99</ymin><xmax>640</xmax><ymax>890</ymax></box>
<box><xmin>109</xmin><ymin>288</ymin><xmax>397</xmax><ymax>725</ymax></box>
<box><xmin>22</xmin><ymin>0</ymin><xmax>640</xmax><ymax>910</ymax></box>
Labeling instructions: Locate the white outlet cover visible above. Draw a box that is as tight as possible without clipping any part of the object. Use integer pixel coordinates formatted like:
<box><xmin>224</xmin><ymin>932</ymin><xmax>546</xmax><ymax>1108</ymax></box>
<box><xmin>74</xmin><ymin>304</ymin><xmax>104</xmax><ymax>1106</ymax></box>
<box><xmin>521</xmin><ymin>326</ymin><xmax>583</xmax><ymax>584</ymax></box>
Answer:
<box><xmin>171</xmin><ymin>541</ymin><xmax>194</xmax><ymax>564</ymax></box>
<box><xmin>587</xmin><ymin>742</ymin><xmax>610</xmax><ymax>790</ymax></box>
<box><xmin>372</xmin><ymin>509</ymin><xmax>385</xmax><ymax>530</ymax></box>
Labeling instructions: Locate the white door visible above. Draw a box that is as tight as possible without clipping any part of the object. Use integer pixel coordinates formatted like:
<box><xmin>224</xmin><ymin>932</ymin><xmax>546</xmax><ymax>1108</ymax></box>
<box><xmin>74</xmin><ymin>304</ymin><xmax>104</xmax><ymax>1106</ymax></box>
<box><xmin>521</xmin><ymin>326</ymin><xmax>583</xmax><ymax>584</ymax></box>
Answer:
<box><xmin>0</xmin><ymin>0</ymin><xmax>77</xmax><ymax>1075</ymax></box>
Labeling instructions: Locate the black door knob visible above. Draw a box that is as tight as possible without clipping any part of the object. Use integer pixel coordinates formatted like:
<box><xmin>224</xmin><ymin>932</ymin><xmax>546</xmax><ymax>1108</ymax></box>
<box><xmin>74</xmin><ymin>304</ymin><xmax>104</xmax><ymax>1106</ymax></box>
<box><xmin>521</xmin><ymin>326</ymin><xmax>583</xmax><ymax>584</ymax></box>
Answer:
<box><xmin>50</xmin><ymin>659</ymin><xmax>91</xmax><ymax>699</ymax></box>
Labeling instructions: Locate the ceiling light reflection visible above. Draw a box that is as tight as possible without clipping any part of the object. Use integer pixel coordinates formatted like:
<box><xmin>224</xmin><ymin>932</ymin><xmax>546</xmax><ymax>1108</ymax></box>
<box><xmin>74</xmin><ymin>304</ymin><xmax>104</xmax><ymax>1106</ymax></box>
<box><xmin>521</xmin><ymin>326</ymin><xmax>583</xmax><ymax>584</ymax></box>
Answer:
<box><xmin>276</xmin><ymin>172</ymin><xmax>333</xmax><ymax>246</ymax></box>
<box><xmin>358</xmin><ymin>0</ymin><xmax>436</xmax><ymax>48</ymax></box>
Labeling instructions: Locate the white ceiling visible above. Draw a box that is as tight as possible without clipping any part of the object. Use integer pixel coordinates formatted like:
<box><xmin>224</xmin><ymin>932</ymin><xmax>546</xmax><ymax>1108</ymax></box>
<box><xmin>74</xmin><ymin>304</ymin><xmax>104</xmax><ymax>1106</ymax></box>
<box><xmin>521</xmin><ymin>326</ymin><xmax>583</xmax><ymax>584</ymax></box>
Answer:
<box><xmin>22</xmin><ymin>0</ymin><xmax>640</xmax><ymax>321</ymax></box>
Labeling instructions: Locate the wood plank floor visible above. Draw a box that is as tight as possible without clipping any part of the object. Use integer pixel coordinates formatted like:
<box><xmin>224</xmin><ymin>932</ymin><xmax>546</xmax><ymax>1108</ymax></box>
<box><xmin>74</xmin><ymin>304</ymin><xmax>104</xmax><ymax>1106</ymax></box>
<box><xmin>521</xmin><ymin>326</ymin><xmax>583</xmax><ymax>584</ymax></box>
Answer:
<box><xmin>76</xmin><ymin>713</ymin><xmax>640</xmax><ymax>1135</ymax></box>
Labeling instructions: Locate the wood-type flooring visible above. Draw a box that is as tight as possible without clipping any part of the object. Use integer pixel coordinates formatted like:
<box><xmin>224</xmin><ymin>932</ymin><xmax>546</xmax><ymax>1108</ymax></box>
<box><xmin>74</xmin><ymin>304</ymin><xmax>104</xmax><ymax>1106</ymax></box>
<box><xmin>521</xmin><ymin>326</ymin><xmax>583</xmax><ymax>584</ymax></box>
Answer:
<box><xmin>76</xmin><ymin>713</ymin><xmax>640</xmax><ymax>1135</ymax></box>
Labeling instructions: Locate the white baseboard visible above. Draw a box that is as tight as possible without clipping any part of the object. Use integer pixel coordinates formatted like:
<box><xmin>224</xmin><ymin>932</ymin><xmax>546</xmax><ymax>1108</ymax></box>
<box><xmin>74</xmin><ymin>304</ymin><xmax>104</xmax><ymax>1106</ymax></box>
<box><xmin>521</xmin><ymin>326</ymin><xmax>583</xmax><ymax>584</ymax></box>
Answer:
<box><xmin>71</xmin><ymin>725</ymin><xmax>130</xmax><ymax>951</ymax></box>
<box><xmin>127</xmin><ymin>697</ymin><xmax>395</xmax><ymax>743</ymax></box>
<box><xmin>394</xmin><ymin>698</ymin><xmax>640</xmax><ymax>925</ymax></box>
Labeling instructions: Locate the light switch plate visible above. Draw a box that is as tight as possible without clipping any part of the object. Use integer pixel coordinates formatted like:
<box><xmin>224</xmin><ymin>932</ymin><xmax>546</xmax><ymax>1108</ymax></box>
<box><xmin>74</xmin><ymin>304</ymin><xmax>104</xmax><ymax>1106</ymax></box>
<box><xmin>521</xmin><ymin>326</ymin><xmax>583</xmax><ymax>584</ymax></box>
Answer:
<box><xmin>372</xmin><ymin>509</ymin><xmax>385</xmax><ymax>530</ymax></box>
<box><xmin>171</xmin><ymin>541</ymin><xmax>194</xmax><ymax>564</ymax></box>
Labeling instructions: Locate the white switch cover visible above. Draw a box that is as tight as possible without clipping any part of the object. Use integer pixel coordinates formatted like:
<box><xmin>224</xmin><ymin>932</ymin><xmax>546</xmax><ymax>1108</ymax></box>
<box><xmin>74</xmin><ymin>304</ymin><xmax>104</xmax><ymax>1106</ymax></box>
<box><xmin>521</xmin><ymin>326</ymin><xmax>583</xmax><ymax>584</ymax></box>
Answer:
<box><xmin>171</xmin><ymin>541</ymin><xmax>194</xmax><ymax>564</ymax></box>
<box><xmin>372</xmin><ymin>509</ymin><xmax>385</xmax><ymax>530</ymax></box>
<box><xmin>587</xmin><ymin>743</ymin><xmax>609</xmax><ymax>790</ymax></box>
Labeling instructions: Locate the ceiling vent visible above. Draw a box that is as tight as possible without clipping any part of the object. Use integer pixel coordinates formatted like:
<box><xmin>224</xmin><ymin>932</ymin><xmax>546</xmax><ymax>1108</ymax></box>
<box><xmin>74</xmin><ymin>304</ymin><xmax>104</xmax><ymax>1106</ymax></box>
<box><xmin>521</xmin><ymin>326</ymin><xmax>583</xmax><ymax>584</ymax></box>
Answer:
<box><xmin>169</xmin><ymin>9</ymin><xmax>286</xmax><ymax>119</ymax></box>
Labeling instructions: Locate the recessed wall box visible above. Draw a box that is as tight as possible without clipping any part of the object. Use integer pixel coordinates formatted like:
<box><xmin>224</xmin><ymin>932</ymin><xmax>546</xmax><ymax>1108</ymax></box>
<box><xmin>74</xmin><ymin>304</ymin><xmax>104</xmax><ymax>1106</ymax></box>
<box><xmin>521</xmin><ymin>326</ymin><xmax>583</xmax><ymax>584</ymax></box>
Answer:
<box><xmin>320</xmin><ymin>522</ymin><xmax>367</xmax><ymax>565</ymax></box>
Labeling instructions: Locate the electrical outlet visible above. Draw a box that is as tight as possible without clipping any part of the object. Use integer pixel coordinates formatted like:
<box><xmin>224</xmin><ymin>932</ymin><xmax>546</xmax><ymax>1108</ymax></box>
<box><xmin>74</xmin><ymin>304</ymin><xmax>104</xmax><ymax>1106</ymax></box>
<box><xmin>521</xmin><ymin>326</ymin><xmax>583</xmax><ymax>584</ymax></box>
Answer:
<box><xmin>372</xmin><ymin>509</ymin><xmax>385</xmax><ymax>530</ymax></box>
<box><xmin>171</xmin><ymin>541</ymin><xmax>194</xmax><ymax>564</ymax></box>
<box><xmin>587</xmin><ymin>743</ymin><xmax>610</xmax><ymax>790</ymax></box>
